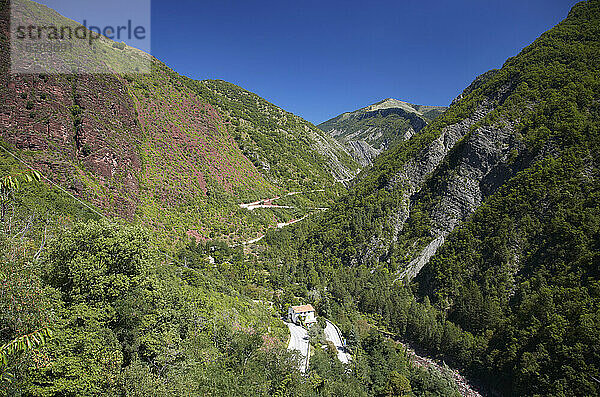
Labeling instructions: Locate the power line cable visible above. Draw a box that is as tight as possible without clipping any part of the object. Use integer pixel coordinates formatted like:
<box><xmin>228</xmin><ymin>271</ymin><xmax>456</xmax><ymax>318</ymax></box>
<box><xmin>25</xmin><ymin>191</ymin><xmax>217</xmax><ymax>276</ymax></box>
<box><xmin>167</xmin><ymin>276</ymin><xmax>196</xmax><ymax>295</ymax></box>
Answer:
<box><xmin>0</xmin><ymin>143</ymin><xmax>105</xmax><ymax>218</ymax></box>
<box><xmin>0</xmin><ymin>143</ymin><xmax>192</xmax><ymax>266</ymax></box>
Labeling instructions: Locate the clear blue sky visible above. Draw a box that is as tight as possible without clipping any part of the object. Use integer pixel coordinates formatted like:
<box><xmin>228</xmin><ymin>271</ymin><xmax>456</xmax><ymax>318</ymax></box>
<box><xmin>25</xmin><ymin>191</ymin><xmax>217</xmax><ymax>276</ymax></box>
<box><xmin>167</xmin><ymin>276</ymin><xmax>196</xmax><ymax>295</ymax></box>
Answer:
<box><xmin>42</xmin><ymin>0</ymin><xmax>580</xmax><ymax>124</ymax></box>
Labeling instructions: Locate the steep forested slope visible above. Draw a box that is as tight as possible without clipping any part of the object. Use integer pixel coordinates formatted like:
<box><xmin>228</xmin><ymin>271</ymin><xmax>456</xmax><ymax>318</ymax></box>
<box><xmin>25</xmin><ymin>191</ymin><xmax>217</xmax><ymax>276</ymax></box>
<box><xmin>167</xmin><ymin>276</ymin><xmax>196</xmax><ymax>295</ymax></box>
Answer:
<box><xmin>263</xmin><ymin>1</ymin><xmax>600</xmax><ymax>395</ymax></box>
<box><xmin>0</xmin><ymin>111</ymin><xmax>458</xmax><ymax>397</ymax></box>
<box><xmin>291</xmin><ymin>0</ymin><xmax>600</xmax><ymax>278</ymax></box>
<box><xmin>188</xmin><ymin>79</ymin><xmax>358</xmax><ymax>186</ymax></box>
<box><xmin>318</xmin><ymin>98</ymin><xmax>446</xmax><ymax>165</ymax></box>
<box><xmin>0</xmin><ymin>0</ymin><xmax>359</xmax><ymax>245</ymax></box>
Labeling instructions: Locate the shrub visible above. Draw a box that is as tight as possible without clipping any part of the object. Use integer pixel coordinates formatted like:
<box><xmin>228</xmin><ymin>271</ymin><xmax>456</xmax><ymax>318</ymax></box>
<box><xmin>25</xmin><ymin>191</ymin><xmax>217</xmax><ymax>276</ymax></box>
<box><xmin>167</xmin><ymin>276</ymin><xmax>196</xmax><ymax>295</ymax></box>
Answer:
<box><xmin>112</xmin><ymin>41</ymin><xmax>126</xmax><ymax>50</ymax></box>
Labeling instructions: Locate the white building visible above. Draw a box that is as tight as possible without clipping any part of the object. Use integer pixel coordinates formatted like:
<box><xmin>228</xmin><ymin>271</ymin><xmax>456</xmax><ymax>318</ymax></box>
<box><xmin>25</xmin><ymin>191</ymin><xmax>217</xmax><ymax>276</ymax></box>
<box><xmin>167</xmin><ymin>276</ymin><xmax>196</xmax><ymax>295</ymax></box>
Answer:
<box><xmin>288</xmin><ymin>304</ymin><xmax>316</xmax><ymax>325</ymax></box>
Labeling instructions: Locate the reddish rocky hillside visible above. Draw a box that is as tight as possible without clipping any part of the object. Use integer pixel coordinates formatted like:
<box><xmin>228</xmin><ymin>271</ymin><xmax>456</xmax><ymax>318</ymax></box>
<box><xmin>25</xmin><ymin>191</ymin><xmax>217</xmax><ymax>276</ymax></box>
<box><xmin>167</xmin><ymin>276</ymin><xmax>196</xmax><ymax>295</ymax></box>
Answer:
<box><xmin>1</xmin><ymin>72</ymin><xmax>143</xmax><ymax>218</ymax></box>
<box><xmin>0</xmin><ymin>0</ymin><xmax>358</xmax><ymax>243</ymax></box>
<box><xmin>0</xmin><ymin>66</ymin><xmax>275</xmax><ymax>234</ymax></box>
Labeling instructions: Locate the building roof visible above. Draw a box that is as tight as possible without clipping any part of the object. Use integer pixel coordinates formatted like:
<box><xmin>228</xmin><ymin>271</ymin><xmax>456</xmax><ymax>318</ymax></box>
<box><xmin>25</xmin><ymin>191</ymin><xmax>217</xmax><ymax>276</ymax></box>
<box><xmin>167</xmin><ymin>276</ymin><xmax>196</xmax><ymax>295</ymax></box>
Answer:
<box><xmin>290</xmin><ymin>304</ymin><xmax>315</xmax><ymax>313</ymax></box>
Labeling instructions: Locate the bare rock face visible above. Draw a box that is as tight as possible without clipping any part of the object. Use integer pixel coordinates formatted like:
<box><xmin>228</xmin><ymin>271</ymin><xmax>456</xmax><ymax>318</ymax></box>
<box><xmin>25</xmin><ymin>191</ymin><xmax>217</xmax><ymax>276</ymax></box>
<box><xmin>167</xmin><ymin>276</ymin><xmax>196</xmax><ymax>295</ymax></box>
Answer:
<box><xmin>0</xmin><ymin>72</ymin><xmax>143</xmax><ymax>219</ymax></box>
<box><xmin>347</xmin><ymin>140</ymin><xmax>381</xmax><ymax>167</ymax></box>
<box><xmin>396</xmin><ymin>111</ymin><xmax>537</xmax><ymax>280</ymax></box>
<box><xmin>398</xmin><ymin>121</ymin><xmax>521</xmax><ymax>279</ymax></box>
<box><xmin>348</xmin><ymin>78</ymin><xmax>537</xmax><ymax>280</ymax></box>
<box><xmin>353</xmin><ymin>101</ymin><xmax>495</xmax><ymax>269</ymax></box>
<box><xmin>303</xmin><ymin>124</ymin><xmax>360</xmax><ymax>182</ymax></box>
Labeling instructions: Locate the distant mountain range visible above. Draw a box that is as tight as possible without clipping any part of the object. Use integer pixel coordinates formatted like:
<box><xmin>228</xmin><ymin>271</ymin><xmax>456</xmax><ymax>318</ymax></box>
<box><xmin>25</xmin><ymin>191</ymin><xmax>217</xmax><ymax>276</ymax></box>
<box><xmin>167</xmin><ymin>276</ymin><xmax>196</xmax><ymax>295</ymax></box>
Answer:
<box><xmin>318</xmin><ymin>98</ymin><xmax>446</xmax><ymax>165</ymax></box>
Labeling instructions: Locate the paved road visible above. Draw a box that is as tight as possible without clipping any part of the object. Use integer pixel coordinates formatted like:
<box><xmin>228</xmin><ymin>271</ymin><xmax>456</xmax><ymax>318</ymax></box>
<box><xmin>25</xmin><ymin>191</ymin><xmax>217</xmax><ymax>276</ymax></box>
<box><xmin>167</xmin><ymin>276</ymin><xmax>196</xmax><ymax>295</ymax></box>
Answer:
<box><xmin>324</xmin><ymin>320</ymin><xmax>351</xmax><ymax>364</ymax></box>
<box><xmin>239</xmin><ymin>190</ymin><xmax>327</xmax><ymax>210</ymax></box>
<box><xmin>285</xmin><ymin>322</ymin><xmax>309</xmax><ymax>372</ymax></box>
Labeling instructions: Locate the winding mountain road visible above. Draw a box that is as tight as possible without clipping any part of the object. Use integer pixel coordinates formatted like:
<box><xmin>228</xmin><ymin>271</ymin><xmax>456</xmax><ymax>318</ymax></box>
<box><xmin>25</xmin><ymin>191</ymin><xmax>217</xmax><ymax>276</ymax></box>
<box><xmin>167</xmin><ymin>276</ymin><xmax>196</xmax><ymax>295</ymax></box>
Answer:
<box><xmin>234</xmin><ymin>190</ymin><xmax>330</xmax><ymax>247</ymax></box>
<box><xmin>239</xmin><ymin>189</ymin><xmax>326</xmax><ymax>210</ymax></box>
<box><xmin>324</xmin><ymin>320</ymin><xmax>351</xmax><ymax>364</ymax></box>
<box><xmin>285</xmin><ymin>321</ymin><xmax>310</xmax><ymax>372</ymax></box>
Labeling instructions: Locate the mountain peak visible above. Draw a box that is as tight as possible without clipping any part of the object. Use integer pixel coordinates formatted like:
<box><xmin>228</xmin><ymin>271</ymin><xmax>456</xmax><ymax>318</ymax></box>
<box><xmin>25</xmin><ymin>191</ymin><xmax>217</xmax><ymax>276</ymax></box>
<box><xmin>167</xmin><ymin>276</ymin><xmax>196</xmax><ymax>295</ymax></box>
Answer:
<box><xmin>367</xmin><ymin>98</ymin><xmax>418</xmax><ymax>114</ymax></box>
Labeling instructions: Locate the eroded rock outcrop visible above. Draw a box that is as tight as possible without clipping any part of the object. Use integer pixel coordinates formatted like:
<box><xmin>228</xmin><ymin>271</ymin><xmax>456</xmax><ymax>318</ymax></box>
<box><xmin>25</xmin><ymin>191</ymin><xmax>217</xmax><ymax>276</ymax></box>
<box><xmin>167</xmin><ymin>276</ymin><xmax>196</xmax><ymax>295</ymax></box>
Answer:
<box><xmin>348</xmin><ymin>79</ymin><xmax>536</xmax><ymax>280</ymax></box>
